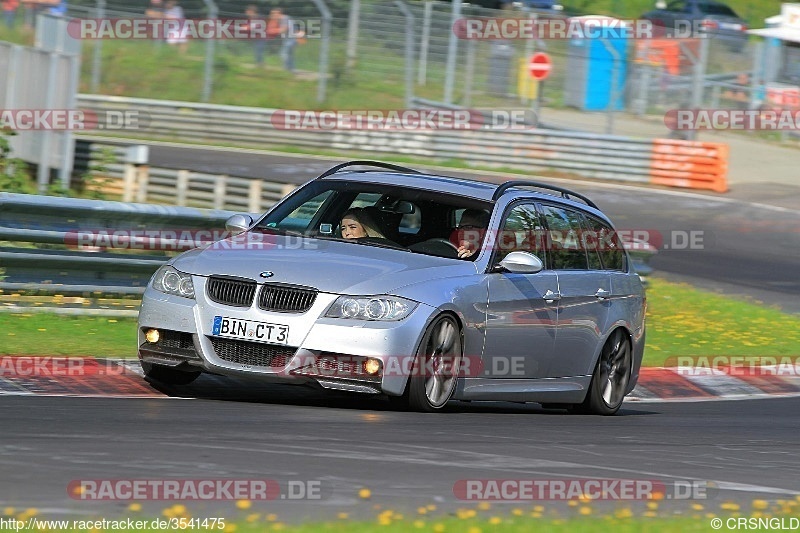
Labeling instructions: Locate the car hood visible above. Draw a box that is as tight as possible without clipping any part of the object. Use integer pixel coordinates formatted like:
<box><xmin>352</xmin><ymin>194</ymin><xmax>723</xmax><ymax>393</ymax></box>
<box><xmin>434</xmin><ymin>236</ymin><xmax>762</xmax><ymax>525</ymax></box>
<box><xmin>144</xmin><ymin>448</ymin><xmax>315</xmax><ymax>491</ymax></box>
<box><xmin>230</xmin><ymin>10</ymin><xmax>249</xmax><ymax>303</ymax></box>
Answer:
<box><xmin>172</xmin><ymin>234</ymin><xmax>477</xmax><ymax>296</ymax></box>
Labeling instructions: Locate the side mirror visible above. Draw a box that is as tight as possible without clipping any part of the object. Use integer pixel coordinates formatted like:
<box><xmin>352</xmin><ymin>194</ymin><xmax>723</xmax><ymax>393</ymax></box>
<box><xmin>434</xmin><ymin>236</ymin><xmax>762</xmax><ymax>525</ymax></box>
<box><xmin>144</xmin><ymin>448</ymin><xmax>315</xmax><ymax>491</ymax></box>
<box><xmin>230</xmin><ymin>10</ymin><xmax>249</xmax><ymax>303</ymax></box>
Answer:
<box><xmin>497</xmin><ymin>251</ymin><xmax>544</xmax><ymax>274</ymax></box>
<box><xmin>225</xmin><ymin>214</ymin><xmax>253</xmax><ymax>235</ymax></box>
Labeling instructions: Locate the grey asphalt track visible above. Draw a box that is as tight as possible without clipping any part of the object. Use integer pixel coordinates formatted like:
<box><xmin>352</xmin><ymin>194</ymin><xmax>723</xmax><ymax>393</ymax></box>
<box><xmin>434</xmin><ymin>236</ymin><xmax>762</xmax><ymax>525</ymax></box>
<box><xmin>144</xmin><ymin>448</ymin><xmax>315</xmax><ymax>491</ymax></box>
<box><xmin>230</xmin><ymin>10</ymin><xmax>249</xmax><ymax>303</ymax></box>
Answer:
<box><xmin>0</xmin><ymin>393</ymin><xmax>798</xmax><ymax>521</ymax></box>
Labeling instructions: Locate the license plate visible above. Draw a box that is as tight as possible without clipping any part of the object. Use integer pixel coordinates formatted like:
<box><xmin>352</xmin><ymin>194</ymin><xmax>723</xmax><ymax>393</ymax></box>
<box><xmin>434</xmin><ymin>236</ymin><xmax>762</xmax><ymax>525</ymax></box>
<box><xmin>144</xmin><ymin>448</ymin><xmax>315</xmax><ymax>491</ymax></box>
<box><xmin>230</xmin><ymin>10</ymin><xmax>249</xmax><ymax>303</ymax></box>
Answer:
<box><xmin>212</xmin><ymin>316</ymin><xmax>289</xmax><ymax>344</ymax></box>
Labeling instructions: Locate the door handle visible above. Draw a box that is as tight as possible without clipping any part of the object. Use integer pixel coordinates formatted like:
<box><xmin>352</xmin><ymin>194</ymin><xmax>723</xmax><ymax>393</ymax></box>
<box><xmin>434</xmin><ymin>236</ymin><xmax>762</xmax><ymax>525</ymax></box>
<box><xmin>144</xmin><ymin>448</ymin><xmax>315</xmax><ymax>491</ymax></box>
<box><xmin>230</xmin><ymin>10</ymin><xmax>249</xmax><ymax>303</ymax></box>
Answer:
<box><xmin>595</xmin><ymin>288</ymin><xmax>611</xmax><ymax>300</ymax></box>
<box><xmin>543</xmin><ymin>289</ymin><xmax>561</xmax><ymax>303</ymax></box>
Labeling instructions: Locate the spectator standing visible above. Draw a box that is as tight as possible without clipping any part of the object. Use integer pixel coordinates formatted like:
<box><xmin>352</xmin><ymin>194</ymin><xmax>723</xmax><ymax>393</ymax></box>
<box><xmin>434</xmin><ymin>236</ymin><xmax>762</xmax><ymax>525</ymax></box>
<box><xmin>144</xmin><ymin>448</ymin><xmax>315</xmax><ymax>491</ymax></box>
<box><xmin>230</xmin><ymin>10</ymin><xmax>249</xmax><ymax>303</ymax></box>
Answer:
<box><xmin>2</xmin><ymin>0</ymin><xmax>19</xmax><ymax>28</ymax></box>
<box><xmin>164</xmin><ymin>0</ymin><xmax>188</xmax><ymax>54</ymax></box>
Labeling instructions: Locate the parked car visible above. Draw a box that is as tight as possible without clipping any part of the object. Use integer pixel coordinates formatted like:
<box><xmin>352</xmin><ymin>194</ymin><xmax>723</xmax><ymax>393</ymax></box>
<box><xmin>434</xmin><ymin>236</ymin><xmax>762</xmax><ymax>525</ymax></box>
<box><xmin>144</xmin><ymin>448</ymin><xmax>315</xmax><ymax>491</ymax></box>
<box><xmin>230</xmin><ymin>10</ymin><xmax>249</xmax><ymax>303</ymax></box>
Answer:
<box><xmin>137</xmin><ymin>161</ymin><xmax>646</xmax><ymax>415</ymax></box>
<box><xmin>641</xmin><ymin>0</ymin><xmax>748</xmax><ymax>51</ymax></box>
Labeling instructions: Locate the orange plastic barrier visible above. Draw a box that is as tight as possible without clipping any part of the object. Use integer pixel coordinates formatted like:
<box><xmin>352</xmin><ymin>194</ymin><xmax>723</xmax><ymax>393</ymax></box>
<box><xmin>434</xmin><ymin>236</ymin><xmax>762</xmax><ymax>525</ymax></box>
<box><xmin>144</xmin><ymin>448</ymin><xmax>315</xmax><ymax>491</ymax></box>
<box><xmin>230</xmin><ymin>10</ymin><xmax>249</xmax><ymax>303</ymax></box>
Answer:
<box><xmin>634</xmin><ymin>39</ymin><xmax>700</xmax><ymax>76</ymax></box>
<box><xmin>650</xmin><ymin>139</ymin><xmax>729</xmax><ymax>193</ymax></box>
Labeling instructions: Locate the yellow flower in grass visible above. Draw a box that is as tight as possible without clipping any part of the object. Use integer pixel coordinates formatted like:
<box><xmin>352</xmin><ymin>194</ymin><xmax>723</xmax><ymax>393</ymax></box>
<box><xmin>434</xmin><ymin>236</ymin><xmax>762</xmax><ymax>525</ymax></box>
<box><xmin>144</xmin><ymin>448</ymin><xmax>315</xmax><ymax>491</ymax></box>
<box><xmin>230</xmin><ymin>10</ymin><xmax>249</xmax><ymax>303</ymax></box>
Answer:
<box><xmin>426</xmin><ymin>504</ymin><xmax>437</xmax><ymax>512</ymax></box>
<box><xmin>614</xmin><ymin>508</ymin><xmax>633</xmax><ymax>519</ymax></box>
<box><xmin>358</xmin><ymin>488</ymin><xmax>372</xmax><ymax>500</ymax></box>
<box><xmin>417</xmin><ymin>507</ymin><xmax>427</xmax><ymax>515</ymax></box>
<box><xmin>456</xmin><ymin>509</ymin><xmax>476</xmax><ymax>520</ymax></box>
<box><xmin>235</xmin><ymin>499</ymin><xmax>251</xmax><ymax>510</ymax></box>
<box><xmin>721</xmin><ymin>502</ymin><xmax>740</xmax><ymax>512</ymax></box>
<box><xmin>643</xmin><ymin>511</ymin><xmax>658</xmax><ymax>518</ymax></box>
<box><xmin>4</xmin><ymin>508</ymin><xmax>15</xmax><ymax>516</ymax></box>
<box><xmin>567</xmin><ymin>500</ymin><xmax>579</xmax><ymax>507</ymax></box>
<box><xmin>488</xmin><ymin>517</ymin><xmax>502</xmax><ymax>525</ymax></box>
<box><xmin>512</xmin><ymin>508</ymin><xmax>523</xmax><ymax>516</ymax></box>
<box><xmin>171</xmin><ymin>504</ymin><xmax>187</xmax><ymax>516</ymax></box>
<box><xmin>468</xmin><ymin>527</ymin><xmax>482</xmax><ymax>533</ymax></box>
<box><xmin>413</xmin><ymin>520</ymin><xmax>426</xmax><ymax>528</ymax></box>
<box><xmin>477</xmin><ymin>502</ymin><xmax>491</xmax><ymax>511</ymax></box>
<box><xmin>578</xmin><ymin>506</ymin><xmax>592</xmax><ymax>516</ymax></box>
<box><xmin>128</xmin><ymin>503</ymin><xmax>142</xmax><ymax>512</ymax></box>
<box><xmin>752</xmin><ymin>500</ymin><xmax>769</xmax><ymax>511</ymax></box>
<box><xmin>246</xmin><ymin>514</ymin><xmax>260</xmax><ymax>523</ymax></box>
<box><xmin>337</xmin><ymin>512</ymin><xmax>349</xmax><ymax>520</ymax></box>
<box><xmin>266</xmin><ymin>514</ymin><xmax>277</xmax><ymax>522</ymax></box>
<box><xmin>432</xmin><ymin>524</ymin><xmax>445</xmax><ymax>533</ymax></box>
<box><xmin>691</xmin><ymin>503</ymin><xmax>704</xmax><ymax>511</ymax></box>
<box><xmin>223</xmin><ymin>524</ymin><xmax>237</xmax><ymax>533</ymax></box>
<box><xmin>533</xmin><ymin>505</ymin><xmax>544</xmax><ymax>513</ymax></box>
<box><xmin>271</xmin><ymin>524</ymin><xmax>284</xmax><ymax>531</ymax></box>
<box><xmin>646</xmin><ymin>501</ymin><xmax>659</xmax><ymax>511</ymax></box>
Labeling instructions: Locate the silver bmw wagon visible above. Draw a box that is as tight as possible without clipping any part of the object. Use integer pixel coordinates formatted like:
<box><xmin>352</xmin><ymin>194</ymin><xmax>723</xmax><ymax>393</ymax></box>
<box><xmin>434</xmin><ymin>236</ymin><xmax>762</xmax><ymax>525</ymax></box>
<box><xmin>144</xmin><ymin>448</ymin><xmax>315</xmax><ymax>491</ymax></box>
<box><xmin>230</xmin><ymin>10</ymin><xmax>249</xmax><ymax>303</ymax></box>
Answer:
<box><xmin>137</xmin><ymin>161</ymin><xmax>646</xmax><ymax>414</ymax></box>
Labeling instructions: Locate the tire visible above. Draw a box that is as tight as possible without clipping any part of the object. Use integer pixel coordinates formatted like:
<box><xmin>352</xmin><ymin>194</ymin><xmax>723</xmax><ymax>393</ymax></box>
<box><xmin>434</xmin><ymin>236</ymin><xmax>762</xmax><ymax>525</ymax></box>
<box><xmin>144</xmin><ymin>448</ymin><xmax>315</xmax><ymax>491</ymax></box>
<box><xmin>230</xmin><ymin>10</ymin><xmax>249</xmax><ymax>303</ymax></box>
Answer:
<box><xmin>406</xmin><ymin>315</ymin><xmax>463</xmax><ymax>412</ymax></box>
<box><xmin>575</xmin><ymin>329</ymin><xmax>632</xmax><ymax>415</ymax></box>
<box><xmin>141</xmin><ymin>361</ymin><xmax>201</xmax><ymax>386</ymax></box>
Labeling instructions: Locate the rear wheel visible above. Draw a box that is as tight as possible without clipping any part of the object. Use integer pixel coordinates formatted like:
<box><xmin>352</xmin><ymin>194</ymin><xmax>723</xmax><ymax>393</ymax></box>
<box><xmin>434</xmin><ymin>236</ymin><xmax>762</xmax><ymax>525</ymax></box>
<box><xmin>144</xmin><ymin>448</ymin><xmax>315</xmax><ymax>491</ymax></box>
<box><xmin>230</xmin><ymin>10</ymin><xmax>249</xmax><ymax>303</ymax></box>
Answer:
<box><xmin>574</xmin><ymin>329</ymin><xmax>631</xmax><ymax>415</ymax></box>
<box><xmin>141</xmin><ymin>361</ymin><xmax>200</xmax><ymax>386</ymax></box>
<box><xmin>407</xmin><ymin>315</ymin><xmax>462</xmax><ymax>412</ymax></box>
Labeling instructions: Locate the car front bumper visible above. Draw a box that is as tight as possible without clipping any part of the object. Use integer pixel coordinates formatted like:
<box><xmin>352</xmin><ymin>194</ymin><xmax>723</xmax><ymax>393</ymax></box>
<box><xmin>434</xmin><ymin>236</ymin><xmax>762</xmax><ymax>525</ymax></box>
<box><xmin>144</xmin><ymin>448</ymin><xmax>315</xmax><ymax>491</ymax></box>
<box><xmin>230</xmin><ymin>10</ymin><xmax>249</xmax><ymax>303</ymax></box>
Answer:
<box><xmin>137</xmin><ymin>278</ymin><xmax>436</xmax><ymax>396</ymax></box>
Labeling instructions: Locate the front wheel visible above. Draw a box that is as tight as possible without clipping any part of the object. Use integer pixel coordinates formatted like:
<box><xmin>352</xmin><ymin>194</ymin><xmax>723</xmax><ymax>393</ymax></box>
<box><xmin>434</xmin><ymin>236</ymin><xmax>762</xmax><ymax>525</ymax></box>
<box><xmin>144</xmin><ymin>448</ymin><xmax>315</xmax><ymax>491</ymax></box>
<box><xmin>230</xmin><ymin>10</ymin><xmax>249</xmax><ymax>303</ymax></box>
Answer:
<box><xmin>406</xmin><ymin>315</ymin><xmax>463</xmax><ymax>412</ymax></box>
<box><xmin>575</xmin><ymin>329</ymin><xmax>631</xmax><ymax>415</ymax></box>
<box><xmin>141</xmin><ymin>361</ymin><xmax>201</xmax><ymax>386</ymax></box>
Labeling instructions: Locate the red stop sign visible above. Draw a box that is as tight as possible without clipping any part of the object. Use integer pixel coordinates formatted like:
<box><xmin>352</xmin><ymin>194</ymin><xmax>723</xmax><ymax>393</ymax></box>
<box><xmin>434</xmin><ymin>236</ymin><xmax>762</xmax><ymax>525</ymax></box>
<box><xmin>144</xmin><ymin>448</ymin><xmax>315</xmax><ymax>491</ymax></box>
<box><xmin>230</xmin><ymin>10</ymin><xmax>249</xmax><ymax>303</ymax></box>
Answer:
<box><xmin>529</xmin><ymin>52</ymin><xmax>552</xmax><ymax>81</ymax></box>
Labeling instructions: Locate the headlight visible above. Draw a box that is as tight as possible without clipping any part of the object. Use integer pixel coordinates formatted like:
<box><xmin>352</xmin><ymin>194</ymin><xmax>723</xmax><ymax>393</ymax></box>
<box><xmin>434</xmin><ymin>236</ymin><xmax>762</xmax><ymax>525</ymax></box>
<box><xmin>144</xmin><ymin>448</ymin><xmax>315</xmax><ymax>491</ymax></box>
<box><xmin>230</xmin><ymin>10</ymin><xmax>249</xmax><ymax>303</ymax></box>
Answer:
<box><xmin>325</xmin><ymin>295</ymin><xmax>417</xmax><ymax>321</ymax></box>
<box><xmin>151</xmin><ymin>266</ymin><xmax>195</xmax><ymax>299</ymax></box>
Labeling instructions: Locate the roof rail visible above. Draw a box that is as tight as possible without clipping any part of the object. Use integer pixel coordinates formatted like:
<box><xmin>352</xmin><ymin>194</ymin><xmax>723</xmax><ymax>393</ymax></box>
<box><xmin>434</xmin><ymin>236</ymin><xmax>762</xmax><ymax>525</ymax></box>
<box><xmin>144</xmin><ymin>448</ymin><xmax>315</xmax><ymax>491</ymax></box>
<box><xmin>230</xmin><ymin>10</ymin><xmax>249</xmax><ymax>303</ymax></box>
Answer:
<box><xmin>492</xmin><ymin>180</ymin><xmax>599</xmax><ymax>209</ymax></box>
<box><xmin>314</xmin><ymin>160</ymin><xmax>422</xmax><ymax>180</ymax></box>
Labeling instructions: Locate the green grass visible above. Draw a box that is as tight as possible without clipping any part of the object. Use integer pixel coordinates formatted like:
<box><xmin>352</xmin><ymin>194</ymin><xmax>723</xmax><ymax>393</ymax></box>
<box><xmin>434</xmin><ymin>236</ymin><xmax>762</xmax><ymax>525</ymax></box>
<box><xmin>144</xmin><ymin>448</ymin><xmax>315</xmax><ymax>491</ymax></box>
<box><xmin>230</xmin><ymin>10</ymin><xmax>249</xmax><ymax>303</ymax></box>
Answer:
<box><xmin>0</xmin><ymin>313</ymin><xmax>137</xmax><ymax>357</ymax></box>
<box><xmin>6</xmin><ymin>502</ymin><xmax>800</xmax><ymax>533</ymax></box>
<box><xmin>2</xmin><ymin>277</ymin><xmax>799</xmax><ymax>363</ymax></box>
<box><xmin>643</xmin><ymin>277</ymin><xmax>800</xmax><ymax>366</ymax></box>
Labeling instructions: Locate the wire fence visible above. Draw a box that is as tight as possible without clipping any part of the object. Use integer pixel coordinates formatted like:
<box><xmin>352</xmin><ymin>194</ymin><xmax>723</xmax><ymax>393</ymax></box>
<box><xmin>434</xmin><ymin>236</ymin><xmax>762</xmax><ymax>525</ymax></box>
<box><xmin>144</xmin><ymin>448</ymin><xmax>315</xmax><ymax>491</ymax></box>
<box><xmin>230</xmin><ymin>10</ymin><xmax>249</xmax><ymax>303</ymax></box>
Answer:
<box><xmin>0</xmin><ymin>0</ymin><xmax>794</xmax><ymax>139</ymax></box>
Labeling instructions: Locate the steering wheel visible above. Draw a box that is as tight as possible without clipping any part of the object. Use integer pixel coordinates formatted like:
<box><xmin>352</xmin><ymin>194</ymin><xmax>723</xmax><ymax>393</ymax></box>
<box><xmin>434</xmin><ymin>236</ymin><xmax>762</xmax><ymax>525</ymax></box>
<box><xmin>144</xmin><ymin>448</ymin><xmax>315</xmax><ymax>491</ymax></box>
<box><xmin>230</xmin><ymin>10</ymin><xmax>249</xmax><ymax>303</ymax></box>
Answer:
<box><xmin>427</xmin><ymin>238</ymin><xmax>459</xmax><ymax>253</ymax></box>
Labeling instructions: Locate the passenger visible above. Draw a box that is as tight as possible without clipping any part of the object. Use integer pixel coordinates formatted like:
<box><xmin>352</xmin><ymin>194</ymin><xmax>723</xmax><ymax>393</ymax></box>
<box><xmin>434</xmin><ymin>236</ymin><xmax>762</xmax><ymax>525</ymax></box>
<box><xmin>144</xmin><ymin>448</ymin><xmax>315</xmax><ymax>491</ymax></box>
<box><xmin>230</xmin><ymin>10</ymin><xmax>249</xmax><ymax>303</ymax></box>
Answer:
<box><xmin>452</xmin><ymin>208</ymin><xmax>490</xmax><ymax>259</ymax></box>
<box><xmin>340</xmin><ymin>207</ymin><xmax>386</xmax><ymax>240</ymax></box>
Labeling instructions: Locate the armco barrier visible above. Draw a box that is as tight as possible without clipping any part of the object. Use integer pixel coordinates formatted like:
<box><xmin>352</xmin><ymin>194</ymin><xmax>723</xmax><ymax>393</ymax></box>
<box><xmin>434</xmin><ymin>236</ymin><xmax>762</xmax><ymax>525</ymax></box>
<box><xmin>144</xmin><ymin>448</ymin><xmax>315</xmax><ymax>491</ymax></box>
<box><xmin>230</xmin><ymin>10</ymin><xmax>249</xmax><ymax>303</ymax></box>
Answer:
<box><xmin>75</xmin><ymin>94</ymin><xmax>729</xmax><ymax>194</ymax></box>
<box><xmin>650</xmin><ymin>139</ymin><xmax>729</xmax><ymax>193</ymax></box>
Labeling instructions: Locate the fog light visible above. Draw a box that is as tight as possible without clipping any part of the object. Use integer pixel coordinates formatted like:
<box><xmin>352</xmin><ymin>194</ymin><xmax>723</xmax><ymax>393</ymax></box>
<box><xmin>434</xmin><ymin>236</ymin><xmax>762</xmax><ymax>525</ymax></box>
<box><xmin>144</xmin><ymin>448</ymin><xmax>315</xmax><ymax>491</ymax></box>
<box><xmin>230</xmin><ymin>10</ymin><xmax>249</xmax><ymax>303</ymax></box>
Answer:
<box><xmin>364</xmin><ymin>358</ymin><xmax>382</xmax><ymax>375</ymax></box>
<box><xmin>145</xmin><ymin>329</ymin><xmax>160</xmax><ymax>343</ymax></box>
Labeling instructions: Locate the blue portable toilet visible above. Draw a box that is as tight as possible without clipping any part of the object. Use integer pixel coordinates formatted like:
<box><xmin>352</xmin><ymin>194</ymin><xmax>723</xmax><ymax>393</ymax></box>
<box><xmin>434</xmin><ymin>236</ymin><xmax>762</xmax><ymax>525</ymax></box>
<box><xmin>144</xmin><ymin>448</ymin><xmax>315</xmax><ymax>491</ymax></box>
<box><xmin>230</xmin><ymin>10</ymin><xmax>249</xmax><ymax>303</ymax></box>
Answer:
<box><xmin>564</xmin><ymin>16</ymin><xmax>629</xmax><ymax>111</ymax></box>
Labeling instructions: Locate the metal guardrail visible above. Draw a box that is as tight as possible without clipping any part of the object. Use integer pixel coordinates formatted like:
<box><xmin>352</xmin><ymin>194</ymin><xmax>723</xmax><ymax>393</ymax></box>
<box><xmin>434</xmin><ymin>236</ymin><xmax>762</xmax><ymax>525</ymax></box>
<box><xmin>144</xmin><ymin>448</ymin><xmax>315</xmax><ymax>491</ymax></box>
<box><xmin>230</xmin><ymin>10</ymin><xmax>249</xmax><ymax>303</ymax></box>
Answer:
<box><xmin>0</xmin><ymin>193</ymin><xmax>237</xmax><ymax>296</ymax></box>
<box><xmin>1</xmin><ymin>193</ymin><xmax>657</xmax><ymax>304</ymax></box>
<box><xmin>76</xmin><ymin>94</ymin><xmax>729</xmax><ymax>192</ymax></box>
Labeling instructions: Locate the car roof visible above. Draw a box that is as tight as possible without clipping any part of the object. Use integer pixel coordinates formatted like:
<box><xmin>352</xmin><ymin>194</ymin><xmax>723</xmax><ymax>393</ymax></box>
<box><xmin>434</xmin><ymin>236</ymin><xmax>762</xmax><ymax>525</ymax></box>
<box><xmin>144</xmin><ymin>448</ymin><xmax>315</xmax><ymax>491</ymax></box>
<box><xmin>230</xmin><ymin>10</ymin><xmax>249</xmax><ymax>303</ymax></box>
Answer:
<box><xmin>322</xmin><ymin>170</ymin><xmax>610</xmax><ymax>220</ymax></box>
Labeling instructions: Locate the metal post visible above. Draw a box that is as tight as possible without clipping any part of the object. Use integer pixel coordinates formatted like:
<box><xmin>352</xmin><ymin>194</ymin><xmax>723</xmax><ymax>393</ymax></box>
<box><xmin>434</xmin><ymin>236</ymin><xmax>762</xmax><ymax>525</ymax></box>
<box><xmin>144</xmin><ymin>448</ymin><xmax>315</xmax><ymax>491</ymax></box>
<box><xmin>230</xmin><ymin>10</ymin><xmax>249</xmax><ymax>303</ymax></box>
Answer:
<box><xmin>37</xmin><ymin>52</ymin><xmax>59</xmax><ymax>193</ymax></box>
<box><xmin>346</xmin><ymin>0</ymin><xmax>360</xmax><ymax>70</ymax></box>
<box><xmin>311</xmin><ymin>0</ymin><xmax>331</xmax><ymax>103</ymax></box>
<box><xmin>202</xmin><ymin>0</ymin><xmax>218</xmax><ymax>103</ymax></box>
<box><xmin>463</xmin><ymin>39</ymin><xmax>476</xmax><ymax>107</ymax></box>
<box><xmin>394</xmin><ymin>0</ymin><xmax>415</xmax><ymax>109</ymax></box>
<box><xmin>749</xmin><ymin>40</ymin><xmax>764</xmax><ymax>108</ymax></box>
<box><xmin>417</xmin><ymin>1</ymin><xmax>433</xmax><ymax>86</ymax></box>
<box><xmin>689</xmin><ymin>37</ymin><xmax>710</xmax><ymax>140</ymax></box>
<box><xmin>91</xmin><ymin>0</ymin><xmax>105</xmax><ymax>93</ymax></box>
<box><xmin>443</xmin><ymin>0</ymin><xmax>462</xmax><ymax>104</ymax></box>
<box><xmin>59</xmin><ymin>52</ymin><xmax>81</xmax><ymax>188</ymax></box>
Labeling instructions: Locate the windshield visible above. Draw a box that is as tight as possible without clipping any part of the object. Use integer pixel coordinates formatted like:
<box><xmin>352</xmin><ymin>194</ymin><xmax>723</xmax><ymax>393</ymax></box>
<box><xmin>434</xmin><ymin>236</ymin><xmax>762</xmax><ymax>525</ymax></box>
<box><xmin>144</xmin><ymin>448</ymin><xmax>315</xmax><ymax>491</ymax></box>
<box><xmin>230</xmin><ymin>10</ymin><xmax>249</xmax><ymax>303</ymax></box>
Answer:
<box><xmin>698</xmin><ymin>3</ymin><xmax>738</xmax><ymax>17</ymax></box>
<box><xmin>254</xmin><ymin>179</ymin><xmax>494</xmax><ymax>260</ymax></box>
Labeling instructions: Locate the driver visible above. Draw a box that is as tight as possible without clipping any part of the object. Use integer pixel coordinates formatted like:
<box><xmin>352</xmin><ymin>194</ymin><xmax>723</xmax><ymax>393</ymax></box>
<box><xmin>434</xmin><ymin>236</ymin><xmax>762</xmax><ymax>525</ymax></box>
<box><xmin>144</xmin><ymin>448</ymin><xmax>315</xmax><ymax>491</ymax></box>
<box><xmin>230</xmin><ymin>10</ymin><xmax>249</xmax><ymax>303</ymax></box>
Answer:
<box><xmin>340</xmin><ymin>208</ymin><xmax>387</xmax><ymax>240</ymax></box>
<box><xmin>451</xmin><ymin>208</ymin><xmax>490</xmax><ymax>259</ymax></box>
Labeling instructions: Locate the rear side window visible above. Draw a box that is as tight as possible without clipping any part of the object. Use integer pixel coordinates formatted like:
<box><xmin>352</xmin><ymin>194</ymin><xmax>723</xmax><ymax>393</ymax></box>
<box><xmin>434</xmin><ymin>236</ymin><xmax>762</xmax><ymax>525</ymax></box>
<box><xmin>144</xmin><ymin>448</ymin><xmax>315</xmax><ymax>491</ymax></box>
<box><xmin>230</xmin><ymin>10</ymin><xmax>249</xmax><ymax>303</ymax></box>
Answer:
<box><xmin>540</xmin><ymin>205</ymin><xmax>590</xmax><ymax>270</ymax></box>
<box><xmin>495</xmin><ymin>202</ymin><xmax>547</xmax><ymax>266</ymax></box>
<box><xmin>698</xmin><ymin>2</ymin><xmax>737</xmax><ymax>16</ymax></box>
<box><xmin>583</xmin><ymin>216</ymin><xmax>627</xmax><ymax>271</ymax></box>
